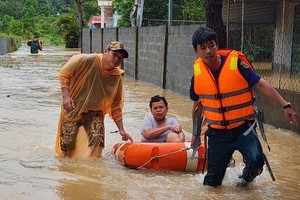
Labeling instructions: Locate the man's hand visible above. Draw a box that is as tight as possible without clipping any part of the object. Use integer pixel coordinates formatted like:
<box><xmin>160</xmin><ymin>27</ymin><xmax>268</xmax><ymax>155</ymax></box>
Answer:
<box><xmin>120</xmin><ymin>130</ymin><xmax>133</xmax><ymax>143</ymax></box>
<box><xmin>62</xmin><ymin>95</ymin><xmax>75</xmax><ymax>112</ymax></box>
<box><xmin>169</xmin><ymin>125</ymin><xmax>182</xmax><ymax>133</ymax></box>
<box><xmin>284</xmin><ymin>108</ymin><xmax>299</xmax><ymax>127</ymax></box>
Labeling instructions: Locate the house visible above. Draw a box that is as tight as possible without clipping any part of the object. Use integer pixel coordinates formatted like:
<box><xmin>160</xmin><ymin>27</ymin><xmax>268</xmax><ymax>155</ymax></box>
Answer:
<box><xmin>97</xmin><ymin>0</ymin><xmax>114</xmax><ymax>28</ymax></box>
<box><xmin>87</xmin><ymin>16</ymin><xmax>105</xmax><ymax>30</ymax></box>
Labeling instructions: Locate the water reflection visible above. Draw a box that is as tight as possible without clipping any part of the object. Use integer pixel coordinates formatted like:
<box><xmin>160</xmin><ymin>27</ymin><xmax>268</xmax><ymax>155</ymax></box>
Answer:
<box><xmin>0</xmin><ymin>44</ymin><xmax>299</xmax><ymax>200</ymax></box>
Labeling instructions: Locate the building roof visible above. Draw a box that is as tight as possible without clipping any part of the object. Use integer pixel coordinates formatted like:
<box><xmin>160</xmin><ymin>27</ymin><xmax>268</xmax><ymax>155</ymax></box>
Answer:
<box><xmin>87</xmin><ymin>16</ymin><xmax>106</xmax><ymax>26</ymax></box>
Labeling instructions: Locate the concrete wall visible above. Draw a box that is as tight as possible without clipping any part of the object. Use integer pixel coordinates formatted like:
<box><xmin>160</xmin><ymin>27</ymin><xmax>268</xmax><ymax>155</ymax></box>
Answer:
<box><xmin>137</xmin><ymin>25</ymin><xmax>167</xmax><ymax>88</ymax></box>
<box><xmin>103</xmin><ymin>28</ymin><xmax>117</xmax><ymax>48</ymax></box>
<box><xmin>82</xmin><ymin>25</ymin><xmax>300</xmax><ymax>133</ymax></box>
<box><xmin>166</xmin><ymin>25</ymin><xmax>199</xmax><ymax>96</ymax></box>
<box><xmin>0</xmin><ymin>37</ymin><xmax>19</xmax><ymax>55</ymax></box>
<box><xmin>82</xmin><ymin>29</ymin><xmax>91</xmax><ymax>53</ymax></box>
<box><xmin>256</xmin><ymin>89</ymin><xmax>300</xmax><ymax>134</ymax></box>
<box><xmin>91</xmin><ymin>29</ymin><xmax>102</xmax><ymax>53</ymax></box>
<box><xmin>0</xmin><ymin>38</ymin><xmax>9</xmax><ymax>55</ymax></box>
<box><xmin>118</xmin><ymin>27</ymin><xmax>137</xmax><ymax>78</ymax></box>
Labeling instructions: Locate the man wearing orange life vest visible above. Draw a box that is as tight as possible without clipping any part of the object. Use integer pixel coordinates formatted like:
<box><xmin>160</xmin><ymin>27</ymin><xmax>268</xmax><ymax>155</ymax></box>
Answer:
<box><xmin>190</xmin><ymin>27</ymin><xmax>299</xmax><ymax>187</ymax></box>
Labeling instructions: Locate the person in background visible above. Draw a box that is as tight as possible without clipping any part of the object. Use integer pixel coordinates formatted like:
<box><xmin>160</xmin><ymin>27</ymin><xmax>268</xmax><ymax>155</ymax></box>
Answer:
<box><xmin>141</xmin><ymin>95</ymin><xmax>185</xmax><ymax>143</ymax></box>
<box><xmin>55</xmin><ymin>41</ymin><xmax>133</xmax><ymax>158</ymax></box>
<box><xmin>27</xmin><ymin>35</ymin><xmax>42</xmax><ymax>53</ymax></box>
<box><xmin>190</xmin><ymin>27</ymin><xmax>299</xmax><ymax>187</ymax></box>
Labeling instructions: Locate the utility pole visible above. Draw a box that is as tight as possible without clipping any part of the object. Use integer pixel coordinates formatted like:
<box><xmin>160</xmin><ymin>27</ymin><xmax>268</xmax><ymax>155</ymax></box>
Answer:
<box><xmin>168</xmin><ymin>0</ymin><xmax>172</xmax><ymax>26</ymax></box>
<box><xmin>137</xmin><ymin>0</ymin><xmax>144</xmax><ymax>27</ymax></box>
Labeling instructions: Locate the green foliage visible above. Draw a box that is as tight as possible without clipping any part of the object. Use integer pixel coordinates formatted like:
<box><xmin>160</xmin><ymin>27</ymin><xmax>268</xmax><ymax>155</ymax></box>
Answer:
<box><xmin>9</xmin><ymin>36</ymin><xmax>22</xmax><ymax>52</ymax></box>
<box><xmin>1</xmin><ymin>0</ymin><xmax>206</xmax><ymax>47</ymax></box>
<box><xmin>0</xmin><ymin>0</ymin><xmax>24</xmax><ymax>19</ymax></box>
<box><xmin>0</xmin><ymin>0</ymin><xmax>83</xmax><ymax>46</ymax></box>
<box><xmin>50</xmin><ymin>0</ymin><xmax>75</xmax><ymax>15</ymax></box>
<box><xmin>143</xmin><ymin>0</ymin><xmax>168</xmax><ymax>26</ymax></box>
<box><xmin>83</xmin><ymin>0</ymin><xmax>101</xmax><ymax>24</ymax></box>
<box><xmin>233</xmin><ymin>25</ymin><xmax>275</xmax><ymax>62</ymax></box>
<box><xmin>112</xmin><ymin>0</ymin><xmax>134</xmax><ymax>27</ymax></box>
<box><xmin>0</xmin><ymin>15</ymin><xmax>14</xmax><ymax>33</ymax></box>
<box><xmin>38</xmin><ymin>0</ymin><xmax>52</xmax><ymax>16</ymax></box>
<box><xmin>112</xmin><ymin>0</ymin><xmax>205</xmax><ymax>26</ymax></box>
<box><xmin>5</xmin><ymin>19</ymin><xmax>25</xmax><ymax>36</ymax></box>
<box><xmin>181</xmin><ymin>0</ymin><xmax>205</xmax><ymax>22</ymax></box>
<box><xmin>55</xmin><ymin>13</ymin><xmax>80</xmax><ymax>48</ymax></box>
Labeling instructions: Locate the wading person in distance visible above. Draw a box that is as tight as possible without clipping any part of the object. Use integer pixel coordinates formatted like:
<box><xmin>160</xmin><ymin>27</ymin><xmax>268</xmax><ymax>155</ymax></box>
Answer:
<box><xmin>55</xmin><ymin>41</ymin><xmax>133</xmax><ymax>158</ymax></box>
<box><xmin>27</xmin><ymin>35</ymin><xmax>42</xmax><ymax>54</ymax></box>
<box><xmin>190</xmin><ymin>27</ymin><xmax>299</xmax><ymax>187</ymax></box>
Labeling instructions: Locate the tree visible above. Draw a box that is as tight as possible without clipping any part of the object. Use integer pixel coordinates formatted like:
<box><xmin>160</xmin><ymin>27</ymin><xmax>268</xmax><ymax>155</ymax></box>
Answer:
<box><xmin>74</xmin><ymin>0</ymin><xmax>100</xmax><ymax>47</ymax></box>
<box><xmin>0</xmin><ymin>0</ymin><xmax>79</xmax><ymax>45</ymax></box>
<box><xmin>112</xmin><ymin>0</ymin><xmax>205</xmax><ymax>27</ymax></box>
<box><xmin>82</xmin><ymin>0</ymin><xmax>100</xmax><ymax>21</ymax></box>
<box><xmin>55</xmin><ymin>13</ymin><xmax>80</xmax><ymax>47</ymax></box>
<box><xmin>74</xmin><ymin>0</ymin><xmax>84</xmax><ymax>47</ymax></box>
<box><xmin>75</xmin><ymin>0</ymin><xmax>85</xmax><ymax>28</ymax></box>
<box><xmin>181</xmin><ymin>0</ymin><xmax>205</xmax><ymax>23</ymax></box>
<box><xmin>204</xmin><ymin>0</ymin><xmax>226</xmax><ymax>48</ymax></box>
<box><xmin>6</xmin><ymin>19</ymin><xmax>25</xmax><ymax>36</ymax></box>
<box><xmin>38</xmin><ymin>0</ymin><xmax>52</xmax><ymax>16</ymax></box>
<box><xmin>112</xmin><ymin>0</ymin><xmax>135</xmax><ymax>27</ymax></box>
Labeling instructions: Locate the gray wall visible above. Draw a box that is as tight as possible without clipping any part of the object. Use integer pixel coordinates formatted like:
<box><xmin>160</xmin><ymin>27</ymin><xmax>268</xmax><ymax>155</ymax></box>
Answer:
<box><xmin>103</xmin><ymin>28</ymin><xmax>117</xmax><ymax>49</ymax></box>
<box><xmin>137</xmin><ymin>25</ymin><xmax>167</xmax><ymax>88</ymax></box>
<box><xmin>91</xmin><ymin>29</ymin><xmax>102</xmax><ymax>53</ymax></box>
<box><xmin>81</xmin><ymin>25</ymin><xmax>300</xmax><ymax>134</ymax></box>
<box><xmin>256</xmin><ymin>89</ymin><xmax>300</xmax><ymax>134</ymax></box>
<box><xmin>82</xmin><ymin>29</ymin><xmax>91</xmax><ymax>53</ymax></box>
<box><xmin>166</xmin><ymin>25</ymin><xmax>198</xmax><ymax>96</ymax></box>
<box><xmin>0</xmin><ymin>38</ymin><xmax>9</xmax><ymax>55</ymax></box>
<box><xmin>119</xmin><ymin>27</ymin><xmax>137</xmax><ymax>78</ymax></box>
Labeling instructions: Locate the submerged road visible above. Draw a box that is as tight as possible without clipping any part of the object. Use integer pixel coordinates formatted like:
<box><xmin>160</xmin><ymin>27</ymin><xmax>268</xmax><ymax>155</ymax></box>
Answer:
<box><xmin>0</xmin><ymin>44</ymin><xmax>299</xmax><ymax>200</ymax></box>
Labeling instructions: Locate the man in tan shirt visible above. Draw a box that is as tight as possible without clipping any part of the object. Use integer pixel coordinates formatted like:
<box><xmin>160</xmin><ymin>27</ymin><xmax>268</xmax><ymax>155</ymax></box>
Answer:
<box><xmin>55</xmin><ymin>41</ymin><xmax>133</xmax><ymax>158</ymax></box>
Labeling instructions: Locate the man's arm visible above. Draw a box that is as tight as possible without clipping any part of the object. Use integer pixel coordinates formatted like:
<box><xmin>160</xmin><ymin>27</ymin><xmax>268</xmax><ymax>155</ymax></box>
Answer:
<box><xmin>141</xmin><ymin>116</ymin><xmax>182</xmax><ymax>140</ymax></box>
<box><xmin>191</xmin><ymin>100</ymin><xmax>204</xmax><ymax>147</ymax></box>
<box><xmin>38</xmin><ymin>40</ymin><xmax>42</xmax><ymax>50</ymax></box>
<box><xmin>115</xmin><ymin>120</ymin><xmax>133</xmax><ymax>142</ymax></box>
<box><xmin>255</xmin><ymin>78</ymin><xmax>299</xmax><ymax>126</ymax></box>
<box><xmin>142</xmin><ymin>125</ymin><xmax>173</xmax><ymax>140</ymax></box>
<box><xmin>61</xmin><ymin>87</ymin><xmax>75</xmax><ymax>112</ymax></box>
<box><xmin>178</xmin><ymin>131</ymin><xmax>185</xmax><ymax>142</ymax></box>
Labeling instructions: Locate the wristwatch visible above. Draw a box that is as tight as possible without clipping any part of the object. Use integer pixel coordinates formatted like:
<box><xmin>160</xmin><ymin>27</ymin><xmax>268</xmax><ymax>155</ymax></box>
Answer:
<box><xmin>283</xmin><ymin>102</ymin><xmax>292</xmax><ymax>109</ymax></box>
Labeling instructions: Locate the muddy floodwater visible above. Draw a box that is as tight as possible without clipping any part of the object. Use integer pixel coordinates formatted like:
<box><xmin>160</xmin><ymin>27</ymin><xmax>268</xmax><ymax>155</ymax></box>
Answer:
<box><xmin>0</xmin><ymin>44</ymin><xmax>299</xmax><ymax>200</ymax></box>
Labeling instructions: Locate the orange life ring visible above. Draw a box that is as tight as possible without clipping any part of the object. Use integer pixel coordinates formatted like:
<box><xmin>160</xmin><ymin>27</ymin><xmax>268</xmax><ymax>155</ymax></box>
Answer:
<box><xmin>111</xmin><ymin>142</ymin><xmax>208</xmax><ymax>172</ymax></box>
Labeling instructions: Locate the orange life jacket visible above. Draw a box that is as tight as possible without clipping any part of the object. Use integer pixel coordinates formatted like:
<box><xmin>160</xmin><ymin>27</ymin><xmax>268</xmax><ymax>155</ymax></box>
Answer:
<box><xmin>193</xmin><ymin>49</ymin><xmax>255</xmax><ymax>129</ymax></box>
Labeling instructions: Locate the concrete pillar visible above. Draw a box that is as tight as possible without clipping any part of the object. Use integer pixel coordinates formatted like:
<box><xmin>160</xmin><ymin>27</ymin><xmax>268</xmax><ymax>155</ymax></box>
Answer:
<box><xmin>98</xmin><ymin>0</ymin><xmax>112</xmax><ymax>28</ymax></box>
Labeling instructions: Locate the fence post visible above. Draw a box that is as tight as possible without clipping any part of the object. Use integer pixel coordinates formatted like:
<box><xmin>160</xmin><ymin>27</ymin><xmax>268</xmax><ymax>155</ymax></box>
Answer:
<box><xmin>135</xmin><ymin>27</ymin><xmax>139</xmax><ymax>80</ymax></box>
<box><xmin>162</xmin><ymin>25</ymin><xmax>168</xmax><ymax>89</ymax></box>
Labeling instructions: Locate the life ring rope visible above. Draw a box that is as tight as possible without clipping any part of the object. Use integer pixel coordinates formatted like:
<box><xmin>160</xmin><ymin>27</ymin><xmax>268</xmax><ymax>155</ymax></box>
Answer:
<box><xmin>136</xmin><ymin>147</ymin><xmax>191</xmax><ymax>169</ymax></box>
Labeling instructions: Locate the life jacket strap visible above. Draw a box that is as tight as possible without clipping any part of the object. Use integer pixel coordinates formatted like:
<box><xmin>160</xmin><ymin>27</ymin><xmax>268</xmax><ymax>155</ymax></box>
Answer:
<box><xmin>199</xmin><ymin>87</ymin><xmax>252</xmax><ymax>100</ymax></box>
<box><xmin>242</xmin><ymin>121</ymin><xmax>256</xmax><ymax>136</ymax></box>
<box><xmin>205</xmin><ymin>113</ymin><xmax>256</xmax><ymax>127</ymax></box>
<box><xmin>203</xmin><ymin>99</ymin><xmax>254</xmax><ymax>113</ymax></box>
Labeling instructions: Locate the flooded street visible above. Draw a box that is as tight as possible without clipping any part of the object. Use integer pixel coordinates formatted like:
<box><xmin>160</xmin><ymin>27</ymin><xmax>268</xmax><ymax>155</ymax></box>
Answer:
<box><xmin>0</xmin><ymin>44</ymin><xmax>299</xmax><ymax>200</ymax></box>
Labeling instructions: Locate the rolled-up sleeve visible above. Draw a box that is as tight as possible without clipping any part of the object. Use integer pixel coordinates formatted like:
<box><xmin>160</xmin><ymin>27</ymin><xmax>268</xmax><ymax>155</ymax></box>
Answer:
<box><xmin>110</xmin><ymin>77</ymin><xmax>124</xmax><ymax>122</ymax></box>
